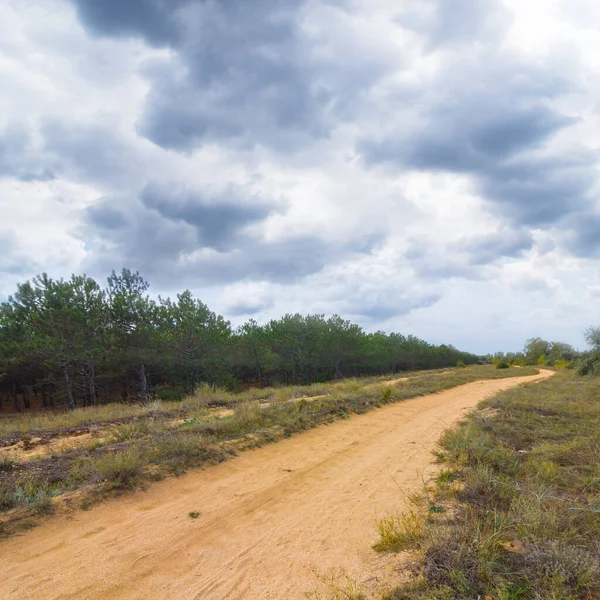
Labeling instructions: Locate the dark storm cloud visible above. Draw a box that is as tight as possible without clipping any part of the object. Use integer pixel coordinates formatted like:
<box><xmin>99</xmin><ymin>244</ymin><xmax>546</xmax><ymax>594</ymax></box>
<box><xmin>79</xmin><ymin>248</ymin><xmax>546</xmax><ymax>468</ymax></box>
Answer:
<box><xmin>360</xmin><ymin>98</ymin><xmax>574</xmax><ymax>180</ymax></box>
<box><xmin>81</xmin><ymin>188</ymin><xmax>367</xmax><ymax>287</ymax></box>
<box><xmin>404</xmin><ymin>229</ymin><xmax>534</xmax><ymax>278</ymax></box>
<box><xmin>359</xmin><ymin>44</ymin><xmax>597</xmax><ymax>233</ymax></box>
<box><xmin>399</xmin><ymin>106</ymin><xmax>573</xmax><ymax>171</ymax></box>
<box><xmin>69</xmin><ymin>0</ymin><xmax>370</xmax><ymax>152</ymax></box>
<box><xmin>480</xmin><ymin>155</ymin><xmax>595</xmax><ymax>226</ymax></box>
<box><xmin>226</xmin><ymin>300</ymin><xmax>272</xmax><ymax>317</ymax></box>
<box><xmin>404</xmin><ymin>242</ymin><xmax>483</xmax><ymax>280</ymax></box>
<box><xmin>456</xmin><ymin>229</ymin><xmax>534</xmax><ymax>265</ymax></box>
<box><xmin>0</xmin><ymin>123</ymin><xmax>55</xmax><ymax>182</ymax></box>
<box><xmin>71</xmin><ymin>0</ymin><xmax>190</xmax><ymax>46</ymax></box>
<box><xmin>40</xmin><ymin>121</ymin><xmax>143</xmax><ymax>188</ymax></box>
<box><xmin>137</xmin><ymin>0</ymin><xmax>330</xmax><ymax>152</ymax></box>
<box><xmin>85</xmin><ymin>202</ymin><xmax>129</xmax><ymax>230</ymax></box>
<box><xmin>562</xmin><ymin>212</ymin><xmax>600</xmax><ymax>258</ymax></box>
<box><xmin>140</xmin><ymin>183</ymin><xmax>276</xmax><ymax>251</ymax></box>
<box><xmin>341</xmin><ymin>290</ymin><xmax>442</xmax><ymax>321</ymax></box>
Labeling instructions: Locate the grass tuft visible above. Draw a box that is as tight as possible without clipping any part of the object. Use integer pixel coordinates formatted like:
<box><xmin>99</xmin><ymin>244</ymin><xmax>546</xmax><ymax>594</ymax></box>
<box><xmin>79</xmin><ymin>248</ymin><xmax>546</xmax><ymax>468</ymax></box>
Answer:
<box><xmin>374</xmin><ymin>512</ymin><xmax>425</xmax><ymax>553</ymax></box>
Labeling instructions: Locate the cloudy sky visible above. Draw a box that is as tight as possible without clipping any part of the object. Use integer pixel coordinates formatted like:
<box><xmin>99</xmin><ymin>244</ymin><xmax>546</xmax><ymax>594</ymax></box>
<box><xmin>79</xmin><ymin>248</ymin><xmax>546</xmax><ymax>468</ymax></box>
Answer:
<box><xmin>1</xmin><ymin>0</ymin><xmax>600</xmax><ymax>353</ymax></box>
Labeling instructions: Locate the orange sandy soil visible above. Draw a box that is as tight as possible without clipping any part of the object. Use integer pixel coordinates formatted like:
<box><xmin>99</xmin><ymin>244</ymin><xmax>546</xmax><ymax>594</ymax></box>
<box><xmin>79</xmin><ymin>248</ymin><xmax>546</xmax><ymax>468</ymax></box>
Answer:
<box><xmin>0</xmin><ymin>370</ymin><xmax>553</xmax><ymax>600</ymax></box>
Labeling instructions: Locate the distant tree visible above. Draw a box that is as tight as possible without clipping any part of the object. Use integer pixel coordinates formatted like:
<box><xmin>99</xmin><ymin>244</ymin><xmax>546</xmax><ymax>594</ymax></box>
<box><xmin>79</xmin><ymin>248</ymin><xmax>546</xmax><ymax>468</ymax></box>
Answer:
<box><xmin>232</xmin><ymin>319</ymin><xmax>277</xmax><ymax>386</ymax></box>
<box><xmin>0</xmin><ymin>269</ymin><xmax>484</xmax><ymax>411</ymax></box>
<box><xmin>157</xmin><ymin>291</ymin><xmax>231</xmax><ymax>393</ymax></box>
<box><xmin>106</xmin><ymin>269</ymin><xmax>156</xmax><ymax>404</ymax></box>
<box><xmin>524</xmin><ymin>338</ymin><xmax>550</xmax><ymax>365</ymax></box>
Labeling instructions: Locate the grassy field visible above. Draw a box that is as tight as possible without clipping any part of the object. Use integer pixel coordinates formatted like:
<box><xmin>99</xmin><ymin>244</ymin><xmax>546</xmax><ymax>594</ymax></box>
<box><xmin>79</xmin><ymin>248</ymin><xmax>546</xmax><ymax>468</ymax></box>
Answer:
<box><xmin>0</xmin><ymin>365</ymin><xmax>536</xmax><ymax>536</ymax></box>
<box><xmin>376</xmin><ymin>370</ymin><xmax>600</xmax><ymax>600</ymax></box>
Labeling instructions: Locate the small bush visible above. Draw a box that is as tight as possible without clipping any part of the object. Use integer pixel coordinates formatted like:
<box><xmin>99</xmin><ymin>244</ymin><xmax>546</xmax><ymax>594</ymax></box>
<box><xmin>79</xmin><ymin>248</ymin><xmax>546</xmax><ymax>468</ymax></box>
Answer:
<box><xmin>0</xmin><ymin>482</ymin><xmax>16</xmax><ymax>510</ymax></box>
<box><xmin>233</xmin><ymin>401</ymin><xmax>264</xmax><ymax>431</ymax></box>
<box><xmin>29</xmin><ymin>492</ymin><xmax>54</xmax><ymax>516</ymax></box>
<box><xmin>156</xmin><ymin>389</ymin><xmax>183</xmax><ymax>402</ymax></box>
<box><xmin>456</xmin><ymin>361</ymin><xmax>466</xmax><ymax>368</ymax></box>
<box><xmin>0</xmin><ymin>456</ymin><xmax>15</xmax><ymax>472</ymax></box>
<box><xmin>374</xmin><ymin>512</ymin><xmax>425</xmax><ymax>553</ymax></box>
<box><xmin>90</xmin><ymin>449</ymin><xmax>145</xmax><ymax>489</ymax></box>
<box><xmin>577</xmin><ymin>355</ymin><xmax>600</xmax><ymax>375</ymax></box>
<box><xmin>524</xmin><ymin>541</ymin><xmax>600</xmax><ymax>591</ymax></box>
<box><xmin>496</xmin><ymin>361</ymin><xmax>509</xmax><ymax>369</ymax></box>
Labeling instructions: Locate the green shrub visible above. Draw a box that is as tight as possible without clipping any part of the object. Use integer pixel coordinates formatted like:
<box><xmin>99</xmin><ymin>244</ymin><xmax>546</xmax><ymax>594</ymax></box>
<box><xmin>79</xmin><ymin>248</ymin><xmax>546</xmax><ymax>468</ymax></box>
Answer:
<box><xmin>577</xmin><ymin>355</ymin><xmax>600</xmax><ymax>375</ymax></box>
<box><xmin>0</xmin><ymin>482</ymin><xmax>16</xmax><ymax>510</ymax></box>
<box><xmin>496</xmin><ymin>361</ymin><xmax>509</xmax><ymax>369</ymax></box>
<box><xmin>90</xmin><ymin>449</ymin><xmax>145</xmax><ymax>489</ymax></box>
<box><xmin>0</xmin><ymin>457</ymin><xmax>15</xmax><ymax>472</ymax></box>
<box><xmin>233</xmin><ymin>401</ymin><xmax>264</xmax><ymax>430</ymax></box>
<box><xmin>156</xmin><ymin>388</ymin><xmax>183</xmax><ymax>402</ymax></box>
<box><xmin>524</xmin><ymin>541</ymin><xmax>600</xmax><ymax>591</ymax></box>
<box><xmin>374</xmin><ymin>512</ymin><xmax>425</xmax><ymax>553</ymax></box>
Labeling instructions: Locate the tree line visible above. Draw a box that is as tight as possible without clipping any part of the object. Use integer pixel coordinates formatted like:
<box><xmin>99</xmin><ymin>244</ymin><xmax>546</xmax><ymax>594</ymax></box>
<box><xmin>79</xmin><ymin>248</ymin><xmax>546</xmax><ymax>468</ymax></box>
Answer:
<box><xmin>485</xmin><ymin>337</ymin><xmax>579</xmax><ymax>368</ymax></box>
<box><xmin>0</xmin><ymin>269</ymin><xmax>480</xmax><ymax>411</ymax></box>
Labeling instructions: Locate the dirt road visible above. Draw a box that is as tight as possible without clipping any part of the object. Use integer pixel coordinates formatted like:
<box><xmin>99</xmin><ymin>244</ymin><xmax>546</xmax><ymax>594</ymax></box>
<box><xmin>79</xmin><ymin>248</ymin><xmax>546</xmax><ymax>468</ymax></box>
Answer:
<box><xmin>0</xmin><ymin>370</ymin><xmax>553</xmax><ymax>600</ymax></box>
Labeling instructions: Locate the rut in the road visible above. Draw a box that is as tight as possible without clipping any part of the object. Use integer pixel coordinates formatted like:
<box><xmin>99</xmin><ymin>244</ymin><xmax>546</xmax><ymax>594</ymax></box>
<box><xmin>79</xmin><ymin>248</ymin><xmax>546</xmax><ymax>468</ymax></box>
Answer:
<box><xmin>0</xmin><ymin>370</ymin><xmax>553</xmax><ymax>600</ymax></box>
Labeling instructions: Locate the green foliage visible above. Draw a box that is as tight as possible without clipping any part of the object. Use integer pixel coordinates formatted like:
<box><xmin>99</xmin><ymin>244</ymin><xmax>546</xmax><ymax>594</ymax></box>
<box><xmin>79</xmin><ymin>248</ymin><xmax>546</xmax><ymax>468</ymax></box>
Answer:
<box><xmin>496</xmin><ymin>361</ymin><xmax>509</xmax><ymax>369</ymax></box>
<box><xmin>156</xmin><ymin>388</ymin><xmax>184</xmax><ymax>402</ymax></box>
<box><xmin>374</xmin><ymin>512</ymin><xmax>424</xmax><ymax>553</ymax></box>
<box><xmin>89</xmin><ymin>448</ymin><xmax>145</xmax><ymax>489</ymax></box>
<box><xmin>576</xmin><ymin>326</ymin><xmax>600</xmax><ymax>376</ymax></box>
<box><xmin>232</xmin><ymin>401</ymin><xmax>264</xmax><ymax>431</ymax></box>
<box><xmin>0</xmin><ymin>270</ymin><xmax>482</xmax><ymax>413</ymax></box>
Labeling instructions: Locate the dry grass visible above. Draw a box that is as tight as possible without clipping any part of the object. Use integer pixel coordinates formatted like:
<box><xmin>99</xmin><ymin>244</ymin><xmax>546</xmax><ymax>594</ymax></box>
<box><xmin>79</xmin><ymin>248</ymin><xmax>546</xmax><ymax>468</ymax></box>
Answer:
<box><xmin>373</xmin><ymin>512</ymin><xmax>425</xmax><ymax>553</ymax></box>
<box><xmin>378</xmin><ymin>371</ymin><xmax>600</xmax><ymax>600</ymax></box>
<box><xmin>0</xmin><ymin>365</ymin><xmax>536</xmax><ymax>535</ymax></box>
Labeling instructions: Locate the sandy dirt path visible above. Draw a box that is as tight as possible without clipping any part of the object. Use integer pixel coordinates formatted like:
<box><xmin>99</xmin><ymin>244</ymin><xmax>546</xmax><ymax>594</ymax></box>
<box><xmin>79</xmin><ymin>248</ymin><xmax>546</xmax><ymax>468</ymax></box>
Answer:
<box><xmin>0</xmin><ymin>370</ymin><xmax>553</xmax><ymax>600</ymax></box>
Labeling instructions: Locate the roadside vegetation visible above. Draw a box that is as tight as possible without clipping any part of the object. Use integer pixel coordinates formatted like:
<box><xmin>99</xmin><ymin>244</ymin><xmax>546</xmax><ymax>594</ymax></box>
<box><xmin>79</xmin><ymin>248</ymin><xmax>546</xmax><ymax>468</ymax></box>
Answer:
<box><xmin>376</xmin><ymin>370</ymin><xmax>600</xmax><ymax>600</ymax></box>
<box><xmin>0</xmin><ymin>365</ymin><xmax>535</xmax><ymax>536</ymax></box>
<box><xmin>0</xmin><ymin>270</ymin><xmax>481</xmax><ymax>413</ymax></box>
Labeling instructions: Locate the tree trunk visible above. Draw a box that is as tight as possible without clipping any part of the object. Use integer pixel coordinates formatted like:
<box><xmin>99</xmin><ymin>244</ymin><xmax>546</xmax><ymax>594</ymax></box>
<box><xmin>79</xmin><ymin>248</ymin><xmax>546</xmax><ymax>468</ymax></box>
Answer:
<box><xmin>41</xmin><ymin>386</ymin><xmax>48</xmax><ymax>409</ymax></box>
<box><xmin>22</xmin><ymin>386</ymin><xmax>30</xmax><ymax>409</ymax></box>
<box><xmin>139</xmin><ymin>363</ymin><xmax>148</xmax><ymax>405</ymax></box>
<box><xmin>12</xmin><ymin>381</ymin><xmax>21</xmax><ymax>413</ymax></box>
<box><xmin>189</xmin><ymin>368</ymin><xmax>199</xmax><ymax>395</ymax></box>
<box><xmin>89</xmin><ymin>362</ymin><xmax>97</xmax><ymax>406</ymax></box>
<box><xmin>64</xmin><ymin>365</ymin><xmax>75</xmax><ymax>410</ymax></box>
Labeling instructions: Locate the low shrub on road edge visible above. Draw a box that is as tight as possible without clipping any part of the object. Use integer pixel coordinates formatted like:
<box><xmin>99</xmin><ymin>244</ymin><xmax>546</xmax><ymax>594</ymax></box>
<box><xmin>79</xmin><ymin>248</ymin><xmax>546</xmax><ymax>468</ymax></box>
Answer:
<box><xmin>377</xmin><ymin>372</ymin><xmax>600</xmax><ymax>600</ymax></box>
